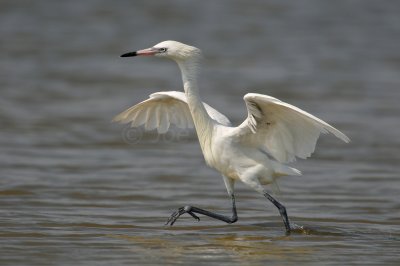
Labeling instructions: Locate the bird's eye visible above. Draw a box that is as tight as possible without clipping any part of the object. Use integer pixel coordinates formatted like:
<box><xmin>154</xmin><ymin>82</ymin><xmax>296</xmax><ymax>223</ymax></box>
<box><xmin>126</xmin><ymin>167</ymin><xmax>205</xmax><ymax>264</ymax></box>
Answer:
<box><xmin>159</xmin><ymin>48</ymin><xmax>167</xmax><ymax>53</ymax></box>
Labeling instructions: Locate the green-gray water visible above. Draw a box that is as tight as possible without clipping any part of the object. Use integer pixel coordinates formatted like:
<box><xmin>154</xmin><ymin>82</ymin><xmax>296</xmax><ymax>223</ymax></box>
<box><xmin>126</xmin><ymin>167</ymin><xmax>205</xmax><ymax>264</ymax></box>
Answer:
<box><xmin>1</xmin><ymin>1</ymin><xmax>399</xmax><ymax>265</ymax></box>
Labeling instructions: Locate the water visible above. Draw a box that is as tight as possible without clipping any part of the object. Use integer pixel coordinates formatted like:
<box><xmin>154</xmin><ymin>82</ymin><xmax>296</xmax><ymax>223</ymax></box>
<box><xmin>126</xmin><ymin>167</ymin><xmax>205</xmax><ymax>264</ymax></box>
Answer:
<box><xmin>1</xmin><ymin>0</ymin><xmax>400</xmax><ymax>265</ymax></box>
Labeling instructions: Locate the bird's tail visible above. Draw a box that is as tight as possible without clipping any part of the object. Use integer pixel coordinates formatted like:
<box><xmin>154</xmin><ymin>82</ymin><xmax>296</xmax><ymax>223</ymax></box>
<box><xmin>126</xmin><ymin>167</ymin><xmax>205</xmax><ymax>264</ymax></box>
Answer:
<box><xmin>272</xmin><ymin>161</ymin><xmax>302</xmax><ymax>177</ymax></box>
<box><xmin>270</xmin><ymin>164</ymin><xmax>300</xmax><ymax>196</ymax></box>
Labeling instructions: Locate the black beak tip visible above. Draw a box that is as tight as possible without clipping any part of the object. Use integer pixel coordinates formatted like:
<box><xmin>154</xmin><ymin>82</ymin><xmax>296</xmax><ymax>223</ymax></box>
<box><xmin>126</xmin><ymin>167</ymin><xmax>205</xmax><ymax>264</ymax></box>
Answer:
<box><xmin>120</xmin><ymin>51</ymin><xmax>137</xmax><ymax>57</ymax></box>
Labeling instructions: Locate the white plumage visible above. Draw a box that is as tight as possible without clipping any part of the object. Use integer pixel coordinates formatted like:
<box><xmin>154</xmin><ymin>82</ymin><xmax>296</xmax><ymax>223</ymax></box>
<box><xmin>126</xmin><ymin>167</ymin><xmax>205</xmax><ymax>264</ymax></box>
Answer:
<box><xmin>113</xmin><ymin>91</ymin><xmax>231</xmax><ymax>133</ymax></box>
<box><xmin>116</xmin><ymin>40</ymin><xmax>350</xmax><ymax>233</ymax></box>
<box><xmin>238</xmin><ymin>93</ymin><xmax>350</xmax><ymax>163</ymax></box>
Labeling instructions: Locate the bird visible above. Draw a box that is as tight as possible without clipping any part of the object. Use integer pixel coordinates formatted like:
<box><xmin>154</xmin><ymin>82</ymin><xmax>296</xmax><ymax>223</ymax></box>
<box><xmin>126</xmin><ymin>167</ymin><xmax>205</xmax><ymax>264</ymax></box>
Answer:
<box><xmin>114</xmin><ymin>40</ymin><xmax>350</xmax><ymax>234</ymax></box>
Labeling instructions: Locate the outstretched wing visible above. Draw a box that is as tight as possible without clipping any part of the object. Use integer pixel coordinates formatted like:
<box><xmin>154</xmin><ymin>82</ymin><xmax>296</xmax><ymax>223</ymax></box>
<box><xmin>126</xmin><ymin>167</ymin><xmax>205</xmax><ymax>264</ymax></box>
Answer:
<box><xmin>235</xmin><ymin>93</ymin><xmax>350</xmax><ymax>163</ymax></box>
<box><xmin>113</xmin><ymin>91</ymin><xmax>231</xmax><ymax>133</ymax></box>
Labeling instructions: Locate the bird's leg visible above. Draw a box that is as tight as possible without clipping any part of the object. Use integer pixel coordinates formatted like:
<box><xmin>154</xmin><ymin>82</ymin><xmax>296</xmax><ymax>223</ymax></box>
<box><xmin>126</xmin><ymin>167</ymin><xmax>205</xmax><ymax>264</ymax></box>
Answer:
<box><xmin>165</xmin><ymin>194</ymin><xmax>238</xmax><ymax>226</ymax></box>
<box><xmin>263</xmin><ymin>190</ymin><xmax>291</xmax><ymax>234</ymax></box>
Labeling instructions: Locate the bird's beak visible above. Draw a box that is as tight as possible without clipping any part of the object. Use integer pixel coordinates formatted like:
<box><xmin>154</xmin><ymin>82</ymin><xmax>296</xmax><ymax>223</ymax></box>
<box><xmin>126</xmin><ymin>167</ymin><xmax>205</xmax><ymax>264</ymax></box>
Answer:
<box><xmin>120</xmin><ymin>48</ymin><xmax>157</xmax><ymax>57</ymax></box>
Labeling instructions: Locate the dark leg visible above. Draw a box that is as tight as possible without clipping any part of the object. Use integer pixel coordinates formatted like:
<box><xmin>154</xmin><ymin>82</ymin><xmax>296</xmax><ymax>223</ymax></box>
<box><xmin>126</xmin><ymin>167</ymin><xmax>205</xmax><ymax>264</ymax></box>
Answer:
<box><xmin>263</xmin><ymin>191</ymin><xmax>291</xmax><ymax>234</ymax></box>
<box><xmin>165</xmin><ymin>194</ymin><xmax>238</xmax><ymax>226</ymax></box>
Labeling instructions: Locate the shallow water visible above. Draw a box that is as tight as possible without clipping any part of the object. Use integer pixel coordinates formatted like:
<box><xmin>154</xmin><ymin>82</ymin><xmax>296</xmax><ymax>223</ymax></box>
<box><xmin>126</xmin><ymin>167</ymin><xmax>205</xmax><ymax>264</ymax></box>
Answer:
<box><xmin>1</xmin><ymin>0</ymin><xmax>400</xmax><ymax>265</ymax></box>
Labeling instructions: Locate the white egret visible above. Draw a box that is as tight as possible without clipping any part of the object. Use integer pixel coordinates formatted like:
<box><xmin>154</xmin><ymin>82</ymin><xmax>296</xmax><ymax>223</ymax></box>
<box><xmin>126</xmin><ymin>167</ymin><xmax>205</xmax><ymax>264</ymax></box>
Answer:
<box><xmin>114</xmin><ymin>40</ymin><xmax>350</xmax><ymax>233</ymax></box>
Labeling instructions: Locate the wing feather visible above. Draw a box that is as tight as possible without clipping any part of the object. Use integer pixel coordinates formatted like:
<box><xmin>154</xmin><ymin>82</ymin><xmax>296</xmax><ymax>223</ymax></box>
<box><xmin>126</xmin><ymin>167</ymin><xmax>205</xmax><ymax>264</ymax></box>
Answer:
<box><xmin>113</xmin><ymin>91</ymin><xmax>230</xmax><ymax>133</ymax></box>
<box><xmin>237</xmin><ymin>93</ymin><xmax>349</xmax><ymax>163</ymax></box>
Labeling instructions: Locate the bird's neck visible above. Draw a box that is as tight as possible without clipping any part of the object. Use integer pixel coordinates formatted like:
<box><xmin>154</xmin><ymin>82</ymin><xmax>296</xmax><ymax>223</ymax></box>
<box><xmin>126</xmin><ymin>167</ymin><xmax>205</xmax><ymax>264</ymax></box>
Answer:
<box><xmin>177</xmin><ymin>59</ymin><xmax>213</xmax><ymax>151</ymax></box>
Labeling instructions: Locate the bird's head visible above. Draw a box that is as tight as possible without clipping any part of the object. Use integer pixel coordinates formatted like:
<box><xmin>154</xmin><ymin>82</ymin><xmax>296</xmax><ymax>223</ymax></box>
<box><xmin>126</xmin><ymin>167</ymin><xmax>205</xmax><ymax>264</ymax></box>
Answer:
<box><xmin>121</xmin><ymin>40</ymin><xmax>202</xmax><ymax>63</ymax></box>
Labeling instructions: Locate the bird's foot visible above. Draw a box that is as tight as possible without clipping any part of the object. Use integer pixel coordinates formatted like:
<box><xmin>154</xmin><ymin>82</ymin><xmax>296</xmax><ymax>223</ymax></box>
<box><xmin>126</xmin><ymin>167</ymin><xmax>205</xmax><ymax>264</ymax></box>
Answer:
<box><xmin>284</xmin><ymin>219</ymin><xmax>306</xmax><ymax>235</ymax></box>
<box><xmin>285</xmin><ymin>226</ymin><xmax>291</xmax><ymax>235</ymax></box>
<box><xmin>284</xmin><ymin>220</ymin><xmax>291</xmax><ymax>235</ymax></box>
<box><xmin>165</xmin><ymin>206</ymin><xmax>200</xmax><ymax>226</ymax></box>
